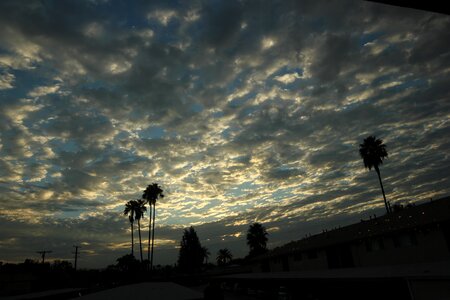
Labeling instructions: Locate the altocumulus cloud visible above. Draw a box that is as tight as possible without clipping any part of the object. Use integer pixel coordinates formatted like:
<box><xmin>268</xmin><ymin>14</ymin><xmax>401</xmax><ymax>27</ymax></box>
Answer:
<box><xmin>0</xmin><ymin>0</ymin><xmax>449</xmax><ymax>267</ymax></box>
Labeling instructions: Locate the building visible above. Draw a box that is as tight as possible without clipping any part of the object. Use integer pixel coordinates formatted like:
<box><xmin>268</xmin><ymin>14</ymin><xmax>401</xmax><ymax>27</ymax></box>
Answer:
<box><xmin>252</xmin><ymin>196</ymin><xmax>450</xmax><ymax>273</ymax></box>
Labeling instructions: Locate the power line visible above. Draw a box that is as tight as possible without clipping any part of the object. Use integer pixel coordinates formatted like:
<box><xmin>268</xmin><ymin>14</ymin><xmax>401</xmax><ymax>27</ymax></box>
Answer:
<box><xmin>36</xmin><ymin>250</ymin><xmax>52</xmax><ymax>264</ymax></box>
<box><xmin>72</xmin><ymin>245</ymin><xmax>80</xmax><ymax>271</ymax></box>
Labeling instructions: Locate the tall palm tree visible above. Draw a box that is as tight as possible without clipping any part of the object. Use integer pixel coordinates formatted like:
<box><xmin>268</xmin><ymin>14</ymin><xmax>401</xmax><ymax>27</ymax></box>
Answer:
<box><xmin>216</xmin><ymin>248</ymin><xmax>232</xmax><ymax>266</ymax></box>
<box><xmin>142</xmin><ymin>183</ymin><xmax>164</xmax><ymax>271</ymax></box>
<box><xmin>247</xmin><ymin>223</ymin><xmax>268</xmax><ymax>257</ymax></box>
<box><xmin>134</xmin><ymin>199</ymin><xmax>147</xmax><ymax>262</ymax></box>
<box><xmin>359</xmin><ymin>135</ymin><xmax>390</xmax><ymax>214</ymax></box>
<box><xmin>201</xmin><ymin>246</ymin><xmax>210</xmax><ymax>264</ymax></box>
<box><xmin>123</xmin><ymin>200</ymin><xmax>136</xmax><ymax>256</ymax></box>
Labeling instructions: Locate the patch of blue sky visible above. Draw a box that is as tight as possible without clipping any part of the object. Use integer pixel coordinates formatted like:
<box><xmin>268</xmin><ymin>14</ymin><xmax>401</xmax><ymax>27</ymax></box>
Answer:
<box><xmin>212</xmin><ymin>111</ymin><xmax>225</xmax><ymax>118</ymax></box>
<box><xmin>224</xmin><ymin>70</ymin><xmax>252</xmax><ymax>93</ymax></box>
<box><xmin>20</xmin><ymin>179</ymin><xmax>52</xmax><ymax>194</ymax></box>
<box><xmin>238</xmin><ymin>105</ymin><xmax>259</xmax><ymax>118</ymax></box>
<box><xmin>85</xmin><ymin>155</ymin><xmax>108</xmax><ymax>168</ymax></box>
<box><xmin>78</xmin><ymin>78</ymin><xmax>117</xmax><ymax>91</ymax></box>
<box><xmin>276</xmin><ymin>75</ymin><xmax>316</xmax><ymax>97</ymax></box>
<box><xmin>270</xmin><ymin>65</ymin><xmax>304</xmax><ymax>79</ymax></box>
<box><xmin>250</xmin><ymin>195</ymin><xmax>273</xmax><ymax>208</ymax></box>
<box><xmin>1</xmin><ymin>69</ymin><xmax>50</xmax><ymax>99</ymax></box>
<box><xmin>177</xmin><ymin>69</ymin><xmax>199</xmax><ymax>85</ymax></box>
<box><xmin>270</xmin><ymin>186</ymin><xmax>296</xmax><ymax>202</ymax></box>
<box><xmin>359</xmin><ymin>31</ymin><xmax>384</xmax><ymax>46</ymax></box>
<box><xmin>190</xmin><ymin>103</ymin><xmax>204</xmax><ymax>113</ymax></box>
<box><xmin>48</xmin><ymin>138</ymin><xmax>81</xmax><ymax>153</ymax></box>
<box><xmin>155</xmin><ymin>170</ymin><xmax>165</xmax><ymax>178</ymax></box>
<box><xmin>114</xmin><ymin>130</ymin><xmax>131</xmax><ymax>141</ymax></box>
<box><xmin>21</xmin><ymin>161</ymin><xmax>45</xmax><ymax>183</ymax></box>
<box><xmin>58</xmin><ymin>209</ymin><xmax>85</xmax><ymax>219</ymax></box>
<box><xmin>375</xmin><ymin>75</ymin><xmax>428</xmax><ymax>93</ymax></box>
<box><xmin>269</xmin><ymin>80</ymin><xmax>298</xmax><ymax>91</ymax></box>
<box><xmin>165</xmin><ymin>214</ymin><xmax>219</xmax><ymax>225</ymax></box>
<box><xmin>233</xmin><ymin>154</ymin><xmax>251</xmax><ymax>164</ymax></box>
<box><xmin>225</xmin><ymin>181</ymin><xmax>260</xmax><ymax>198</ymax></box>
<box><xmin>148</xmin><ymin>19</ymin><xmax>181</xmax><ymax>45</ymax></box>
<box><xmin>228</xmin><ymin>91</ymin><xmax>257</xmax><ymax>109</ymax></box>
<box><xmin>128</xmin><ymin>108</ymin><xmax>143</xmax><ymax>121</ymax></box>
<box><xmin>39</xmin><ymin>164</ymin><xmax>63</xmax><ymax>182</ymax></box>
<box><xmin>138</xmin><ymin>125</ymin><xmax>166</xmax><ymax>139</ymax></box>
<box><xmin>181</xmin><ymin>199</ymin><xmax>221</xmax><ymax>214</ymax></box>
<box><xmin>307</xmin><ymin>17</ymin><xmax>326</xmax><ymax>32</ymax></box>
<box><xmin>371</xmin><ymin>73</ymin><xmax>398</xmax><ymax>86</ymax></box>
<box><xmin>221</xmin><ymin>125</ymin><xmax>238</xmax><ymax>139</ymax></box>
<box><xmin>101</xmin><ymin>0</ymin><xmax>149</xmax><ymax>30</ymax></box>
<box><xmin>0</xmin><ymin>47</ymin><xmax>11</xmax><ymax>56</ymax></box>
<box><xmin>394</xmin><ymin>78</ymin><xmax>428</xmax><ymax>90</ymax></box>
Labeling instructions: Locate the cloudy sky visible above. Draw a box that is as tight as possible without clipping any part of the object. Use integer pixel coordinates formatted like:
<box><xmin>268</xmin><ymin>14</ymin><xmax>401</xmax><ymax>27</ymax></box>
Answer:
<box><xmin>0</xmin><ymin>0</ymin><xmax>449</xmax><ymax>268</ymax></box>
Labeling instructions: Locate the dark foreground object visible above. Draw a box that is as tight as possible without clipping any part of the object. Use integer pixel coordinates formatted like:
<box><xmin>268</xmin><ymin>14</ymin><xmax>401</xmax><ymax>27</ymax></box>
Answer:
<box><xmin>74</xmin><ymin>282</ymin><xmax>202</xmax><ymax>300</ymax></box>
<box><xmin>214</xmin><ymin>263</ymin><xmax>450</xmax><ymax>300</ymax></box>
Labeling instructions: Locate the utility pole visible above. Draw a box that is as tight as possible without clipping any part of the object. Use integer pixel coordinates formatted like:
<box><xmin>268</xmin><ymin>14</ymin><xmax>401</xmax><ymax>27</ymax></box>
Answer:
<box><xmin>36</xmin><ymin>250</ymin><xmax>52</xmax><ymax>264</ymax></box>
<box><xmin>72</xmin><ymin>245</ymin><xmax>80</xmax><ymax>271</ymax></box>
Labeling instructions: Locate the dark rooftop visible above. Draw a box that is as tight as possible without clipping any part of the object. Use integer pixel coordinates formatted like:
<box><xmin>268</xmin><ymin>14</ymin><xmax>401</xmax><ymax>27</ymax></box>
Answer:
<box><xmin>264</xmin><ymin>196</ymin><xmax>450</xmax><ymax>258</ymax></box>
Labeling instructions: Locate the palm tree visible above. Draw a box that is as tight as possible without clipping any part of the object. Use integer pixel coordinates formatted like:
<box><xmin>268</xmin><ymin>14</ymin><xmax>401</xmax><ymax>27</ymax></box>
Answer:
<box><xmin>201</xmin><ymin>246</ymin><xmax>210</xmax><ymax>264</ymax></box>
<box><xmin>134</xmin><ymin>199</ymin><xmax>147</xmax><ymax>262</ymax></box>
<box><xmin>359</xmin><ymin>135</ymin><xmax>390</xmax><ymax>214</ymax></box>
<box><xmin>216</xmin><ymin>248</ymin><xmax>232</xmax><ymax>266</ymax></box>
<box><xmin>142</xmin><ymin>183</ymin><xmax>164</xmax><ymax>271</ymax></box>
<box><xmin>123</xmin><ymin>200</ymin><xmax>136</xmax><ymax>256</ymax></box>
<box><xmin>247</xmin><ymin>223</ymin><xmax>268</xmax><ymax>257</ymax></box>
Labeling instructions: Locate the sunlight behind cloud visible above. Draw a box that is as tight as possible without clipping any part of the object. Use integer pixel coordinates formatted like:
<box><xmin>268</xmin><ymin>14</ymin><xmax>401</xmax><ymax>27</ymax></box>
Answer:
<box><xmin>147</xmin><ymin>10</ymin><xmax>178</xmax><ymax>26</ymax></box>
<box><xmin>261</xmin><ymin>37</ymin><xmax>276</xmax><ymax>50</ymax></box>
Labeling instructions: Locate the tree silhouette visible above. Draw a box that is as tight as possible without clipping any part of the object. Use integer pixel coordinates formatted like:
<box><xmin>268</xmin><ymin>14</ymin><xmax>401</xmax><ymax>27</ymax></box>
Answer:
<box><xmin>359</xmin><ymin>135</ymin><xmax>390</xmax><ymax>214</ymax></box>
<box><xmin>123</xmin><ymin>200</ymin><xmax>136</xmax><ymax>256</ymax></box>
<box><xmin>216</xmin><ymin>248</ymin><xmax>232</xmax><ymax>266</ymax></box>
<box><xmin>51</xmin><ymin>260</ymin><xmax>73</xmax><ymax>271</ymax></box>
<box><xmin>134</xmin><ymin>199</ymin><xmax>147</xmax><ymax>262</ymax></box>
<box><xmin>142</xmin><ymin>183</ymin><xmax>164</xmax><ymax>271</ymax></box>
<box><xmin>201</xmin><ymin>246</ymin><xmax>210</xmax><ymax>264</ymax></box>
<box><xmin>177</xmin><ymin>226</ymin><xmax>204</xmax><ymax>273</ymax></box>
<box><xmin>247</xmin><ymin>223</ymin><xmax>268</xmax><ymax>257</ymax></box>
<box><xmin>116</xmin><ymin>254</ymin><xmax>140</xmax><ymax>272</ymax></box>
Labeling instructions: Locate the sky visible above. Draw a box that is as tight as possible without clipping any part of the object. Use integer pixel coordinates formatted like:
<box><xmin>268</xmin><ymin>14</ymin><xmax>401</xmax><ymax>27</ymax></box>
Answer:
<box><xmin>0</xmin><ymin>0</ymin><xmax>449</xmax><ymax>269</ymax></box>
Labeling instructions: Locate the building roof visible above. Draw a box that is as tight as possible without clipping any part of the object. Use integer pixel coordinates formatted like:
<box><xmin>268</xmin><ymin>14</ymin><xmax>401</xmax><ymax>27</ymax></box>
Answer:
<box><xmin>220</xmin><ymin>261</ymin><xmax>450</xmax><ymax>281</ymax></box>
<box><xmin>264</xmin><ymin>196</ymin><xmax>450</xmax><ymax>258</ymax></box>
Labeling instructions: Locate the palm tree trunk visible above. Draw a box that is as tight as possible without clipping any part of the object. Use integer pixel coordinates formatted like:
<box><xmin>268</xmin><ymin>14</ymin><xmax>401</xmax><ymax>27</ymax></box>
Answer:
<box><xmin>130</xmin><ymin>222</ymin><xmax>134</xmax><ymax>256</ymax></box>
<box><xmin>147</xmin><ymin>204</ymin><xmax>152</xmax><ymax>268</ymax></box>
<box><xmin>375</xmin><ymin>166</ymin><xmax>390</xmax><ymax>214</ymax></box>
<box><xmin>137</xmin><ymin>219</ymin><xmax>143</xmax><ymax>262</ymax></box>
<box><xmin>150</xmin><ymin>203</ymin><xmax>156</xmax><ymax>271</ymax></box>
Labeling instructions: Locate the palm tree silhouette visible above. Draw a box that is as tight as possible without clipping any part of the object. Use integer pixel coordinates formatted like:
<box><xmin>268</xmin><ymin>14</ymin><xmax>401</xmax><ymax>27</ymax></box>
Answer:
<box><xmin>123</xmin><ymin>200</ymin><xmax>136</xmax><ymax>256</ymax></box>
<box><xmin>247</xmin><ymin>223</ymin><xmax>268</xmax><ymax>257</ymax></box>
<box><xmin>201</xmin><ymin>246</ymin><xmax>210</xmax><ymax>264</ymax></box>
<box><xmin>359</xmin><ymin>135</ymin><xmax>390</xmax><ymax>214</ymax></box>
<box><xmin>134</xmin><ymin>199</ymin><xmax>147</xmax><ymax>262</ymax></box>
<box><xmin>216</xmin><ymin>248</ymin><xmax>232</xmax><ymax>266</ymax></box>
<box><xmin>142</xmin><ymin>183</ymin><xmax>164</xmax><ymax>271</ymax></box>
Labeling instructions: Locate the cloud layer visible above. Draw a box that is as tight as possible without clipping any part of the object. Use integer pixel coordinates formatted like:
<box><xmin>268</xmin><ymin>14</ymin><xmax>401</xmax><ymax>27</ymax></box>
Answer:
<box><xmin>0</xmin><ymin>0</ymin><xmax>449</xmax><ymax>267</ymax></box>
